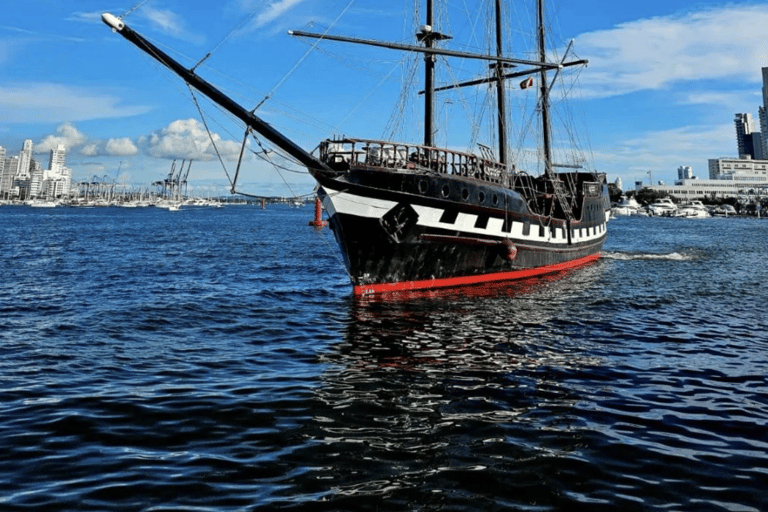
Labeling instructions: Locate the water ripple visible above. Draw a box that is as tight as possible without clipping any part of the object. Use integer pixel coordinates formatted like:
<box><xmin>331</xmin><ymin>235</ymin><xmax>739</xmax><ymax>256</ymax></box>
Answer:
<box><xmin>1</xmin><ymin>208</ymin><xmax>767</xmax><ymax>510</ymax></box>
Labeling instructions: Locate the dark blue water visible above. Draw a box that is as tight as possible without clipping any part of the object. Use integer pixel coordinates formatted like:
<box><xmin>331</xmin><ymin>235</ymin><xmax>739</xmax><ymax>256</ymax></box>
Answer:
<box><xmin>2</xmin><ymin>206</ymin><xmax>767</xmax><ymax>511</ymax></box>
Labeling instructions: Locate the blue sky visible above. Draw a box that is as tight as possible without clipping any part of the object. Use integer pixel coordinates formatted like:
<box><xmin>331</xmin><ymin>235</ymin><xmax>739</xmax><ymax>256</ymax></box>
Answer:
<box><xmin>2</xmin><ymin>0</ymin><xmax>768</xmax><ymax>196</ymax></box>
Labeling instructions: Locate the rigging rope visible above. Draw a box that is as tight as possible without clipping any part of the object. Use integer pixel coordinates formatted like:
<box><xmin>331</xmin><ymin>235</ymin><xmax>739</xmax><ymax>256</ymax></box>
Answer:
<box><xmin>122</xmin><ymin>0</ymin><xmax>152</xmax><ymax>19</ymax></box>
<box><xmin>254</xmin><ymin>0</ymin><xmax>358</xmax><ymax>111</ymax></box>
<box><xmin>188</xmin><ymin>85</ymin><xmax>235</xmax><ymax>186</ymax></box>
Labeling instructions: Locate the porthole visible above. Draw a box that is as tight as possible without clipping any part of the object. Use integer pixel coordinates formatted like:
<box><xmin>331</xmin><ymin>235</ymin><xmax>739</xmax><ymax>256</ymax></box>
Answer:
<box><xmin>462</xmin><ymin>188</ymin><xmax>469</xmax><ymax>201</ymax></box>
<box><xmin>492</xmin><ymin>194</ymin><xmax>499</xmax><ymax>205</ymax></box>
<box><xmin>478</xmin><ymin>191</ymin><xmax>486</xmax><ymax>203</ymax></box>
<box><xmin>418</xmin><ymin>180</ymin><xmax>428</xmax><ymax>194</ymax></box>
<box><xmin>441</xmin><ymin>184</ymin><xmax>450</xmax><ymax>197</ymax></box>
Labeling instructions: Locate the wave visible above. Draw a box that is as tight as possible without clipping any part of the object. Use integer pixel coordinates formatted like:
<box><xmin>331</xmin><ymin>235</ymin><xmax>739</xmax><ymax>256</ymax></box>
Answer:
<box><xmin>602</xmin><ymin>251</ymin><xmax>697</xmax><ymax>261</ymax></box>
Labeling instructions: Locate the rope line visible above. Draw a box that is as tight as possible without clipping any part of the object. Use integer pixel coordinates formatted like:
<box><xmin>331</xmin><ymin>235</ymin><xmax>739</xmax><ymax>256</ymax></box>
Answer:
<box><xmin>254</xmin><ymin>0</ymin><xmax>357</xmax><ymax>111</ymax></box>
<box><xmin>122</xmin><ymin>0</ymin><xmax>152</xmax><ymax>19</ymax></box>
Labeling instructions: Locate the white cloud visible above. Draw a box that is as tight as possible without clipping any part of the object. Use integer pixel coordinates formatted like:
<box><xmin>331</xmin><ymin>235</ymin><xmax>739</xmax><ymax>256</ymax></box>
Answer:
<box><xmin>0</xmin><ymin>83</ymin><xmax>152</xmax><ymax>123</ymax></box>
<box><xmin>139</xmin><ymin>8</ymin><xmax>205</xmax><ymax>44</ymax></box>
<box><xmin>679</xmin><ymin>92</ymin><xmax>755</xmax><ymax>106</ymax></box>
<box><xmin>227</xmin><ymin>0</ymin><xmax>313</xmax><ymax>35</ymax></box>
<box><xmin>145</xmin><ymin>118</ymin><xmax>246</xmax><ymax>161</ymax></box>
<box><xmin>575</xmin><ymin>5</ymin><xmax>768</xmax><ymax>98</ymax></box>
<box><xmin>254</xmin><ymin>0</ymin><xmax>308</xmax><ymax>28</ymax></box>
<box><xmin>105</xmin><ymin>137</ymin><xmax>139</xmax><ymax>156</ymax></box>
<box><xmin>80</xmin><ymin>144</ymin><xmax>100</xmax><ymax>156</ymax></box>
<box><xmin>36</xmin><ymin>122</ymin><xmax>88</xmax><ymax>152</ymax></box>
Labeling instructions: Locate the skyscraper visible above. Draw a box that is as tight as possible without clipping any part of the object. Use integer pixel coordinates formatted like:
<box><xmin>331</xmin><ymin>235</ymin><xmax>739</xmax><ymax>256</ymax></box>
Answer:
<box><xmin>48</xmin><ymin>145</ymin><xmax>66</xmax><ymax>173</ymax></box>
<box><xmin>760</xmin><ymin>67</ymin><xmax>768</xmax><ymax>159</ymax></box>
<box><xmin>0</xmin><ymin>146</ymin><xmax>6</xmax><ymax>197</ymax></box>
<box><xmin>734</xmin><ymin>113</ymin><xmax>756</xmax><ymax>158</ymax></box>
<box><xmin>677</xmin><ymin>165</ymin><xmax>694</xmax><ymax>180</ymax></box>
<box><xmin>17</xmin><ymin>140</ymin><xmax>33</xmax><ymax>180</ymax></box>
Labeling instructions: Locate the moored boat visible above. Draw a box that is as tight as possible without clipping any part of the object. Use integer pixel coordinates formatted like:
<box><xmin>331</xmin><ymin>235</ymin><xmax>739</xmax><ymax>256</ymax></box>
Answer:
<box><xmin>646</xmin><ymin>197</ymin><xmax>677</xmax><ymax>216</ymax></box>
<box><xmin>101</xmin><ymin>0</ymin><xmax>609</xmax><ymax>296</ymax></box>
<box><xmin>674</xmin><ymin>200</ymin><xmax>711</xmax><ymax>218</ymax></box>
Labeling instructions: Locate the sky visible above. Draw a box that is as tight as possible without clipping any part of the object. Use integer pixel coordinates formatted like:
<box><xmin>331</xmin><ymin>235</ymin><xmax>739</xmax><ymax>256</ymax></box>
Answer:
<box><xmin>2</xmin><ymin>0</ymin><xmax>768</xmax><ymax>196</ymax></box>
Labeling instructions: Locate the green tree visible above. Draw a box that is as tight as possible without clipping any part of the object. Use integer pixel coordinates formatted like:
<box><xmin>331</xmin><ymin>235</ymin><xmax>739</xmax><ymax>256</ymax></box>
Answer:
<box><xmin>635</xmin><ymin>188</ymin><xmax>670</xmax><ymax>206</ymax></box>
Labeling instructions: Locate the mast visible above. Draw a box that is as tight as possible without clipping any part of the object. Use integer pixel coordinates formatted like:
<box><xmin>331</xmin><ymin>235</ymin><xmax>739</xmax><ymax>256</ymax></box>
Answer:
<box><xmin>537</xmin><ymin>0</ymin><xmax>553</xmax><ymax>176</ymax></box>
<box><xmin>493</xmin><ymin>0</ymin><xmax>508</xmax><ymax>166</ymax></box>
<box><xmin>416</xmin><ymin>1</ymin><xmax>450</xmax><ymax>148</ymax></box>
<box><xmin>424</xmin><ymin>0</ymin><xmax>435</xmax><ymax>147</ymax></box>
<box><xmin>100</xmin><ymin>13</ymin><xmax>331</xmax><ymax>174</ymax></box>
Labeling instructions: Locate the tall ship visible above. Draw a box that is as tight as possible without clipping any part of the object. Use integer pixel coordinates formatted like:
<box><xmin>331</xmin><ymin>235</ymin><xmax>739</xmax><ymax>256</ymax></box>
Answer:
<box><xmin>102</xmin><ymin>0</ymin><xmax>610</xmax><ymax>296</ymax></box>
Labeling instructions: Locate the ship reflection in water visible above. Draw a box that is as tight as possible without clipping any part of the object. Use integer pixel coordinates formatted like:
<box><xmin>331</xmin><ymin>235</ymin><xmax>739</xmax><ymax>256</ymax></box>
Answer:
<box><xmin>298</xmin><ymin>262</ymin><xmax>607</xmax><ymax>506</ymax></box>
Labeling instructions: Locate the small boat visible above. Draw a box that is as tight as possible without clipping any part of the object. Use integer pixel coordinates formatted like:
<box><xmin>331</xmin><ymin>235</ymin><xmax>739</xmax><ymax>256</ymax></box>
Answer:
<box><xmin>612</xmin><ymin>196</ymin><xmax>642</xmax><ymax>217</ymax></box>
<box><xmin>646</xmin><ymin>198</ymin><xmax>678</xmax><ymax>216</ymax></box>
<box><xmin>712</xmin><ymin>204</ymin><xmax>737</xmax><ymax>217</ymax></box>
<box><xmin>102</xmin><ymin>0</ymin><xmax>610</xmax><ymax>296</ymax></box>
<box><xmin>673</xmin><ymin>200</ymin><xmax>710</xmax><ymax>218</ymax></box>
<box><xmin>29</xmin><ymin>200</ymin><xmax>58</xmax><ymax>208</ymax></box>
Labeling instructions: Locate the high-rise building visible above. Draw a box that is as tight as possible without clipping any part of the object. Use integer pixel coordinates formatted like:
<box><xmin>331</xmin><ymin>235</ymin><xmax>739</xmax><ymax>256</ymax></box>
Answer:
<box><xmin>4</xmin><ymin>157</ymin><xmax>21</xmax><ymax>198</ymax></box>
<box><xmin>41</xmin><ymin>144</ymin><xmax>72</xmax><ymax>198</ymax></box>
<box><xmin>29</xmin><ymin>160</ymin><xmax>44</xmax><ymax>198</ymax></box>
<box><xmin>17</xmin><ymin>140</ymin><xmax>33</xmax><ymax>181</ymax></box>
<box><xmin>48</xmin><ymin>145</ymin><xmax>66</xmax><ymax>173</ymax></box>
<box><xmin>677</xmin><ymin>166</ymin><xmax>694</xmax><ymax>180</ymax></box>
<box><xmin>0</xmin><ymin>146</ymin><xmax>6</xmax><ymax>195</ymax></box>
<box><xmin>759</xmin><ymin>68</ymin><xmax>768</xmax><ymax>159</ymax></box>
<box><xmin>734</xmin><ymin>113</ymin><xmax>759</xmax><ymax>158</ymax></box>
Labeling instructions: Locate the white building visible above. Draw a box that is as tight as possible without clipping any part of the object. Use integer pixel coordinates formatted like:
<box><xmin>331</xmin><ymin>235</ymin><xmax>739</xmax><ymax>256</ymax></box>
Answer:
<box><xmin>39</xmin><ymin>144</ymin><xmax>72</xmax><ymax>198</ymax></box>
<box><xmin>677</xmin><ymin>166</ymin><xmax>694</xmax><ymax>180</ymax></box>
<box><xmin>0</xmin><ymin>146</ymin><xmax>6</xmax><ymax>195</ymax></box>
<box><xmin>644</xmin><ymin>157</ymin><xmax>768</xmax><ymax>200</ymax></box>
<box><xmin>17</xmin><ymin>140</ymin><xmax>33</xmax><ymax>182</ymax></box>
<box><xmin>29</xmin><ymin>161</ymin><xmax>44</xmax><ymax>198</ymax></box>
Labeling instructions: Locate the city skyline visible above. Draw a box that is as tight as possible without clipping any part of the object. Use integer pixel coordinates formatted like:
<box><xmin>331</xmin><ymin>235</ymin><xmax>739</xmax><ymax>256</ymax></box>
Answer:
<box><xmin>3</xmin><ymin>1</ymin><xmax>768</xmax><ymax>194</ymax></box>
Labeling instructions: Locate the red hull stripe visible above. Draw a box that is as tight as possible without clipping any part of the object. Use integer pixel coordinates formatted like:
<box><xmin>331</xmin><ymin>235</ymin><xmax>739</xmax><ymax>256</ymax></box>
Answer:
<box><xmin>353</xmin><ymin>252</ymin><xmax>601</xmax><ymax>296</ymax></box>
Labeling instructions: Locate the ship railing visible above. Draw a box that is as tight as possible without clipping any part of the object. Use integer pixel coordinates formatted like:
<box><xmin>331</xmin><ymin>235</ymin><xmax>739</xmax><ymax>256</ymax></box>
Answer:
<box><xmin>320</xmin><ymin>138</ymin><xmax>508</xmax><ymax>185</ymax></box>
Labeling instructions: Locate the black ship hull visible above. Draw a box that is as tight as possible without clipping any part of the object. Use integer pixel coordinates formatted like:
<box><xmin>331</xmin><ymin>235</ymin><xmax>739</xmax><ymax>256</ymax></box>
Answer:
<box><xmin>312</xmin><ymin>147</ymin><xmax>609</xmax><ymax>296</ymax></box>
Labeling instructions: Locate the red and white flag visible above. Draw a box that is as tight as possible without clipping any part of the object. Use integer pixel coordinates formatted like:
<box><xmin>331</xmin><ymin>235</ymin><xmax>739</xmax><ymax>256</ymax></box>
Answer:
<box><xmin>520</xmin><ymin>77</ymin><xmax>534</xmax><ymax>89</ymax></box>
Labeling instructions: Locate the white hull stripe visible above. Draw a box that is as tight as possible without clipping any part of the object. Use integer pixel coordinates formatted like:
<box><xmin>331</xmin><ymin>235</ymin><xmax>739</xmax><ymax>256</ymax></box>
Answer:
<box><xmin>322</xmin><ymin>187</ymin><xmax>606</xmax><ymax>245</ymax></box>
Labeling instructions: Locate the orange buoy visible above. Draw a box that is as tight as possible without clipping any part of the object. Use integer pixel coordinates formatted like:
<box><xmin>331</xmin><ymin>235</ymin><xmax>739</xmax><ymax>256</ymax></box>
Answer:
<box><xmin>309</xmin><ymin>196</ymin><xmax>328</xmax><ymax>228</ymax></box>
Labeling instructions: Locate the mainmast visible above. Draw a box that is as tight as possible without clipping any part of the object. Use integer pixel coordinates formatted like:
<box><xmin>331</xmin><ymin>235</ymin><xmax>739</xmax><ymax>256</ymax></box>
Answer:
<box><xmin>417</xmin><ymin>0</ymin><xmax>451</xmax><ymax>148</ymax></box>
<box><xmin>537</xmin><ymin>0</ymin><xmax>553</xmax><ymax>176</ymax></box>
<box><xmin>493</xmin><ymin>0</ymin><xmax>508</xmax><ymax>166</ymax></box>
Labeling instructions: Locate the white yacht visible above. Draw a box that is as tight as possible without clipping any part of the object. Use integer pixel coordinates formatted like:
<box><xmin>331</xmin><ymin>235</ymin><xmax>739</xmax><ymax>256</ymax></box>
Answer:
<box><xmin>646</xmin><ymin>198</ymin><xmax>677</xmax><ymax>216</ymax></box>
<box><xmin>612</xmin><ymin>196</ymin><xmax>642</xmax><ymax>216</ymax></box>
<box><xmin>674</xmin><ymin>201</ymin><xmax>710</xmax><ymax>218</ymax></box>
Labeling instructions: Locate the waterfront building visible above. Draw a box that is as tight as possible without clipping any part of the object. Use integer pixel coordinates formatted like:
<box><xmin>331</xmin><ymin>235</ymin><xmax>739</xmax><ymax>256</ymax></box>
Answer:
<box><xmin>0</xmin><ymin>146</ymin><xmax>5</xmax><ymax>195</ymax></box>
<box><xmin>17</xmin><ymin>140</ymin><xmax>33</xmax><ymax>182</ymax></box>
<box><xmin>708</xmin><ymin>156</ymin><xmax>768</xmax><ymax>179</ymax></box>
<box><xmin>48</xmin><ymin>145</ymin><xmax>66</xmax><ymax>173</ymax></box>
<box><xmin>3</xmin><ymin>157</ymin><xmax>20</xmax><ymax>198</ymax></box>
<box><xmin>643</xmin><ymin>157</ymin><xmax>768</xmax><ymax>200</ymax></box>
<box><xmin>29</xmin><ymin>161</ymin><xmax>44</xmax><ymax>198</ymax></box>
<box><xmin>40</xmin><ymin>144</ymin><xmax>72</xmax><ymax>198</ymax></box>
